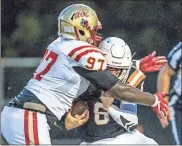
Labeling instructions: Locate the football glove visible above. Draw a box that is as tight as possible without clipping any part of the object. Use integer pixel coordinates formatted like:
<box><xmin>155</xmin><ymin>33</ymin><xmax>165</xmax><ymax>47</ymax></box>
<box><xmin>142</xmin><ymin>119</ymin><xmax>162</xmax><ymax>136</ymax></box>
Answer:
<box><xmin>151</xmin><ymin>92</ymin><xmax>168</xmax><ymax>119</ymax></box>
<box><xmin>140</xmin><ymin>51</ymin><xmax>167</xmax><ymax>72</ymax></box>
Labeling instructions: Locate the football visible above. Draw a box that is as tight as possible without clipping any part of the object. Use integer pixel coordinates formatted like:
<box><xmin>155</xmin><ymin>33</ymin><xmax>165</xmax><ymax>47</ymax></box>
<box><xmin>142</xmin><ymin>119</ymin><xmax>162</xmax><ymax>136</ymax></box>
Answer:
<box><xmin>71</xmin><ymin>100</ymin><xmax>89</xmax><ymax>117</ymax></box>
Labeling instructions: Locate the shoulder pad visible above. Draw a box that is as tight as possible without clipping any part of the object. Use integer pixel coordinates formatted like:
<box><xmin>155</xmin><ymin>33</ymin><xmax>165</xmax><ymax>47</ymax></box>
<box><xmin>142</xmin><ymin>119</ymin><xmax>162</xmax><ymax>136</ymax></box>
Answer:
<box><xmin>127</xmin><ymin>68</ymin><xmax>146</xmax><ymax>87</ymax></box>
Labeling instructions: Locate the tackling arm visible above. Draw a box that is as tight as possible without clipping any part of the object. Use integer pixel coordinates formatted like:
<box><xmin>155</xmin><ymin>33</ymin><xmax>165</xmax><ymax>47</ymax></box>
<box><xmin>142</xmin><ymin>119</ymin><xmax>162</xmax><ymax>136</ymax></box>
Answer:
<box><xmin>73</xmin><ymin>66</ymin><xmax>168</xmax><ymax>119</ymax></box>
<box><xmin>73</xmin><ymin>66</ymin><xmax>155</xmax><ymax>106</ymax></box>
<box><xmin>105</xmin><ymin>82</ymin><xmax>155</xmax><ymax>106</ymax></box>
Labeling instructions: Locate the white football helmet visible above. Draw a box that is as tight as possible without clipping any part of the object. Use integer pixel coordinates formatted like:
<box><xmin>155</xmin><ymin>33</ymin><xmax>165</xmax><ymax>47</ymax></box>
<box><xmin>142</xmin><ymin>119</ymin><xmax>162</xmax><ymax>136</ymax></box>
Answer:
<box><xmin>99</xmin><ymin>37</ymin><xmax>132</xmax><ymax>69</ymax></box>
<box><xmin>99</xmin><ymin>37</ymin><xmax>132</xmax><ymax>83</ymax></box>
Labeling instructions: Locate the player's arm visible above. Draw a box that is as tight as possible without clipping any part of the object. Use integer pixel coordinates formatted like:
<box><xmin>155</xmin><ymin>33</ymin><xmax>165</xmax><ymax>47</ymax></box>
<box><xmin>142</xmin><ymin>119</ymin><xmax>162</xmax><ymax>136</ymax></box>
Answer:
<box><xmin>157</xmin><ymin>63</ymin><xmax>174</xmax><ymax>127</ymax></box>
<box><xmin>101</xmin><ymin>73</ymin><xmax>145</xmax><ymax>131</ymax></box>
<box><xmin>54</xmin><ymin>109</ymin><xmax>89</xmax><ymax>130</ymax></box>
<box><xmin>74</xmin><ymin>65</ymin><xmax>154</xmax><ymax>106</ymax></box>
<box><xmin>157</xmin><ymin>43</ymin><xmax>181</xmax><ymax>102</ymax></box>
<box><xmin>107</xmin><ymin>106</ymin><xmax>138</xmax><ymax>132</ymax></box>
<box><xmin>105</xmin><ymin>83</ymin><xmax>144</xmax><ymax>131</ymax></box>
<box><xmin>105</xmin><ymin>80</ymin><xmax>155</xmax><ymax>105</ymax></box>
<box><xmin>74</xmin><ymin>66</ymin><xmax>168</xmax><ymax>119</ymax></box>
<box><xmin>100</xmin><ymin>95</ymin><xmax>138</xmax><ymax>131</ymax></box>
<box><xmin>157</xmin><ymin>42</ymin><xmax>181</xmax><ymax>127</ymax></box>
<box><xmin>157</xmin><ymin>63</ymin><xmax>175</xmax><ymax>102</ymax></box>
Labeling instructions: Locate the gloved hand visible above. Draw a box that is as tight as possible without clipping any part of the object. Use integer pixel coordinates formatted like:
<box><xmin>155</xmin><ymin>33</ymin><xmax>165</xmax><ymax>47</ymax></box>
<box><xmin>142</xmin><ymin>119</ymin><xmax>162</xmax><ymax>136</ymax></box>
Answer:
<box><xmin>140</xmin><ymin>51</ymin><xmax>167</xmax><ymax>72</ymax></box>
<box><xmin>151</xmin><ymin>92</ymin><xmax>169</xmax><ymax>119</ymax></box>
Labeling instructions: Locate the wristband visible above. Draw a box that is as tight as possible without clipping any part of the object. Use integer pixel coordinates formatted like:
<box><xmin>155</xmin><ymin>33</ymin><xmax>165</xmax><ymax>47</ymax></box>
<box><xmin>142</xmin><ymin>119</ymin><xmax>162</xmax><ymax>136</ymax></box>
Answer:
<box><xmin>151</xmin><ymin>95</ymin><xmax>158</xmax><ymax>107</ymax></box>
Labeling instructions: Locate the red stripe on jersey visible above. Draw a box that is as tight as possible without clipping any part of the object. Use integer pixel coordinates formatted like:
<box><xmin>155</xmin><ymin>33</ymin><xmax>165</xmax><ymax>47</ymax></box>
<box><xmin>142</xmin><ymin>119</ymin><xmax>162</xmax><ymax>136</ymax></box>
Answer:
<box><xmin>75</xmin><ymin>50</ymin><xmax>104</xmax><ymax>62</ymax></box>
<box><xmin>24</xmin><ymin>110</ymin><xmax>30</xmax><ymax>145</ymax></box>
<box><xmin>68</xmin><ymin>45</ymin><xmax>94</xmax><ymax>58</ymax></box>
<box><xmin>32</xmin><ymin>112</ymin><xmax>39</xmax><ymax>145</ymax></box>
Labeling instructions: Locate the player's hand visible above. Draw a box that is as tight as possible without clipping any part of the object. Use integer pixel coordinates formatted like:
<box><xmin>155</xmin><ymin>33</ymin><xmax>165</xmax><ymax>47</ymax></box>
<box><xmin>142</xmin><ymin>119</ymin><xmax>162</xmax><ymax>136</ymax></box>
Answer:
<box><xmin>151</xmin><ymin>92</ymin><xmax>169</xmax><ymax>119</ymax></box>
<box><xmin>140</xmin><ymin>51</ymin><xmax>167</xmax><ymax>72</ymax></box>
<box><xmin>100</xmin><ymin>91</ymin><xmax>114</xmax><ymax>108</ymax></box>
<box><xmin>159</xmin><ymin>106</ymin><xmax>172</xmax><ymax>128</ymax></box>
<box><xmin>65</xmin><ymin>110</ymin><xmax>89</xmax><ymax>130</ymax></box>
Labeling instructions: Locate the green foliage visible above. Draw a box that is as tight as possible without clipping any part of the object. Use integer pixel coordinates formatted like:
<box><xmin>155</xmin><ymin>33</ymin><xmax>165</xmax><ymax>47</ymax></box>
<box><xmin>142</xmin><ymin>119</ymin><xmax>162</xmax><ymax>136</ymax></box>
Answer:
<box><xmin>12</xmin><ymin>14</ymin><xmax>42</xmax><ymax>44</ymax></box>
<box><xmin>1</xmin><ymin>36</ymin><xmax>16</xmax><ymax>57</ymax></box>
<box><xmin>1</xmin><ymin>0</ymin><xmax>181</xmax><ymax>57</ymax></box>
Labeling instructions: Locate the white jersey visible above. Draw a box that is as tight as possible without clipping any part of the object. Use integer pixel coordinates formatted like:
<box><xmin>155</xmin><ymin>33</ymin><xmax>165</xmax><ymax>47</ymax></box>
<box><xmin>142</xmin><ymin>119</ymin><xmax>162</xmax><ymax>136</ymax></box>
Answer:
<box><xmin>25</xmin><ymin>37</ymin><xmax>107</xmax><ymax>120</ymax></box>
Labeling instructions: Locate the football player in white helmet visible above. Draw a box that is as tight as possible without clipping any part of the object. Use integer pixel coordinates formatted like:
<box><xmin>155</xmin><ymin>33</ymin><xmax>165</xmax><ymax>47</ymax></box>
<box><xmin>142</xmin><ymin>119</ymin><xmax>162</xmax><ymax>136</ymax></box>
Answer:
<box><xmin>76</xmin><ymin>37</ymin><xmax>158</xmax><ymax>144</ymax></box>
<box><xmin>1</xmin><ymin>4</ymin><xmax>168</xmax><ymax>145</ymax></box>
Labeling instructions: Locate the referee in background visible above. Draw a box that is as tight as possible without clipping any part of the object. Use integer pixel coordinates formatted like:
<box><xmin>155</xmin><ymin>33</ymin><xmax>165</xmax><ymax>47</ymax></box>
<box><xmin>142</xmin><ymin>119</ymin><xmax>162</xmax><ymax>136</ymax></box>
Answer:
<box><xmin>157</xmin><ymin>42</ymin><xmax>181</xmax><ymax>145</ymax></box>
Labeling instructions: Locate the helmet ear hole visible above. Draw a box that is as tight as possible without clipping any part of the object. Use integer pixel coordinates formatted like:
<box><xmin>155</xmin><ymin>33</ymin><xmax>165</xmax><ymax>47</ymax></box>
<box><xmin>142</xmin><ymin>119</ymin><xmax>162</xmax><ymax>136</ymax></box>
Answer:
<box><xmin>79</xmin><ymin>30</ymin><xmax>85</xmax><ymax>36</ymax></box>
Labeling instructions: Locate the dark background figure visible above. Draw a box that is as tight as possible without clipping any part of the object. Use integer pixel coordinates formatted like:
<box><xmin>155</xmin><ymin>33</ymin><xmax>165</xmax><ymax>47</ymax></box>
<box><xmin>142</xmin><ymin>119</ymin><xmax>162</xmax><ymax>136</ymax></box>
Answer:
<box><xmin>157</xmin><ymin>42</ymin><xmax>181</xmax><ymax>145</ymax></box>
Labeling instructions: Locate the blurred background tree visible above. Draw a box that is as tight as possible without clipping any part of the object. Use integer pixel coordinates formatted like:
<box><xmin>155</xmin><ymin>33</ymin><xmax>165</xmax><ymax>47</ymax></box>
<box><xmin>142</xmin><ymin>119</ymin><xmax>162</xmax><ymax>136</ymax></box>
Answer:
<box><xmin>1</xmin><ymin>0</ymin><xmax>181</xmax><ymax>58</ymax></box>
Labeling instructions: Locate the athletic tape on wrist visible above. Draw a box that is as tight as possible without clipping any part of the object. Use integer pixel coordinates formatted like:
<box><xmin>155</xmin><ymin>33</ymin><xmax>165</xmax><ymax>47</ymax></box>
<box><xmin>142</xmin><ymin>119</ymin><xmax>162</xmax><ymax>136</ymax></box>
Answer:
<box><xmin>151</xmin><ymin>95</ymin><xmax>159</xmax><ymax>107</ymax></box>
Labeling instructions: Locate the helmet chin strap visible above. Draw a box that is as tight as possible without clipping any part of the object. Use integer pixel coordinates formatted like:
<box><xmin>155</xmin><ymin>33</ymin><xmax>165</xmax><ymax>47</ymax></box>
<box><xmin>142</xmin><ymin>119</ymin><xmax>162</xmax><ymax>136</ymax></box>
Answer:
<box><xmin>118</xmin><ymin>52</ymin><xmax>136</xmax><ymax>83</ymax></box>
<box><xmin>84</xmin><ymin>21</ymin><xmax>102</xmax><ymax>47</ymax></box>
<box><xmin>87</xmin><ymin>38</ymin><xmax>94</xmax><ymax>44</ymax></box>
<box><xmin>118</xmin><ymin>62</ymin><xmax>133</xmax><ymax>84</ymax></box>
<box><xmin>87</xmin><ymin>36</ymin><xmax>101</xmax><ymax>46</ymax></box>
<box><xmin>87</xmin><ymin>37</ymin><xmax>102</xmax><ymax>47</ymax></box>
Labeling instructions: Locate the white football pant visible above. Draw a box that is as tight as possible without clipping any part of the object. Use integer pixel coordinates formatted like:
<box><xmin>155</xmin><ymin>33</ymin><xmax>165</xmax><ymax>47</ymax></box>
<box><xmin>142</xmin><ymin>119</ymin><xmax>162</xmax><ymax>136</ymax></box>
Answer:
<box><xmin>1</xmin><ymin>106</ymin><xmax>51</xmax><ymax>144</ymax></box>
<box><xmin>81</xmin><ymin>130</ymin><xmax>158</xmax><ymax>145</ymax></box>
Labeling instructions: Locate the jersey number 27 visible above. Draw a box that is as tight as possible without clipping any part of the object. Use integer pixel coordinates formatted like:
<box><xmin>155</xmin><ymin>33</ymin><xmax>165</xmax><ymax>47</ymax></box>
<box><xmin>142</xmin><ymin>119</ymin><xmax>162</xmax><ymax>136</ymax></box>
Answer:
<box><xmin>34</xmin><ymin>49</ymin><xmax>58</xmax><ymax>81</ymax></box>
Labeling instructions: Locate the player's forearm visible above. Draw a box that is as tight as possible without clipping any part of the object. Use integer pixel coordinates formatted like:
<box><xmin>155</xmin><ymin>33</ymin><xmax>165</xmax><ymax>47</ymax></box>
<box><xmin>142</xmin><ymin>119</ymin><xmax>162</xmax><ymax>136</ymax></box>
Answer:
<box><xmin>105</xmin><ymin>81</ymin><xmax>155</xmax><ymax>106</ymax></box>
<box><xmin>157</xmin><ymin>66</ymin><xmax>171</xmax><ymax>94</ymax></box>
<box><xmin>157</xmin><ymin>64</ymin><xmax>174</xmax><ymax>102</ymax></box>
<box><xmin>106</xmin><ymin>106</ymin><xmax>123</xmax><ymax>126</ymax></box>
<box><xmin>73</xmin><ymin>66</ymin><xmax>154</xmax><ymax>105</ymax></box>
<box><xmin>157</xmin><ymin>72</ymin><xmax>170</xmax><ymax>102</ymax></box>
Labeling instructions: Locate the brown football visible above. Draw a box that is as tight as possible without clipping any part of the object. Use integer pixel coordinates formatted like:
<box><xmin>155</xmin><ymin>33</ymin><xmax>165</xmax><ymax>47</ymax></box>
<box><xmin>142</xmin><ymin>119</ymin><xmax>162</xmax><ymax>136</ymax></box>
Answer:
<box><xmin>71</xmin><ymin>100</ymin><xmax>89</xmax><ymax>117</ymax></box>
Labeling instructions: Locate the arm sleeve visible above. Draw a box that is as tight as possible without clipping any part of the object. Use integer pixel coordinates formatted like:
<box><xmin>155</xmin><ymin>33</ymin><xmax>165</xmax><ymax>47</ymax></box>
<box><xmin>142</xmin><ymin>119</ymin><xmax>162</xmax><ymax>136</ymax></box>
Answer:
<box><xmin>167</xmin><ymin>42</ymin><xmax>181</xmax><ymax>71</ymax></box>
<box><xmin>107</xmin><ymin>106</ymin><xmax>138</xmax><ymax>131</ymax></box>
<box><xmin>73</xmin><ymin>66</ymin><xmax>119</xmax><ymax>90</ymax></box>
